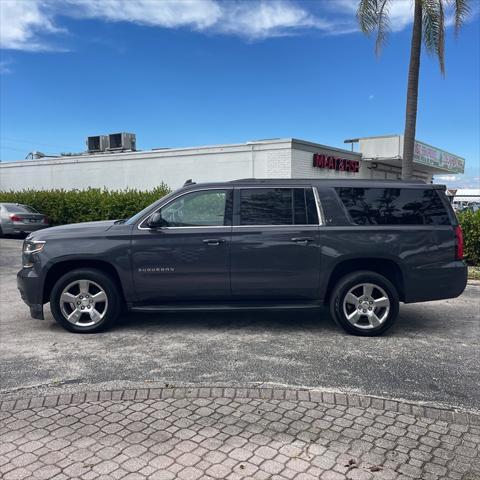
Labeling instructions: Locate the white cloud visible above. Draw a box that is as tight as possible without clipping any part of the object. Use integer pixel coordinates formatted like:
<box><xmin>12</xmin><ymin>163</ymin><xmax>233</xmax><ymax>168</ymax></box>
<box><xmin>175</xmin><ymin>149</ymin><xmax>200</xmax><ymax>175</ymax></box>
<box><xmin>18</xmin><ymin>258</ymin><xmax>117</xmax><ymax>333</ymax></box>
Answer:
<box><xmin>0</xmin><ymin>0</ymin><xmax>334</xmax><ymax>51</ymax></box>
<box><xmin>2</xmin><ymin>0</ymin><xmax>476</xmax><ymax>52</ymax></box>
<box><xmin>66</xmin><ymin>0</ymin><xmax>330</xmax><ymax>39</ymax></box>
<box><xmin>65</xmin><ymin>0</ymin><xmax>222</xmax><ymax>30</ymax></box>
<box><xmin>0</xmin><ymin>0</ymin><xmax>62</xmax><ymax>51</ymax></box>
<box><xmin>219</xmin><ymin>1</ymin><xmax>329</xmax><ymax>39</ymax></box>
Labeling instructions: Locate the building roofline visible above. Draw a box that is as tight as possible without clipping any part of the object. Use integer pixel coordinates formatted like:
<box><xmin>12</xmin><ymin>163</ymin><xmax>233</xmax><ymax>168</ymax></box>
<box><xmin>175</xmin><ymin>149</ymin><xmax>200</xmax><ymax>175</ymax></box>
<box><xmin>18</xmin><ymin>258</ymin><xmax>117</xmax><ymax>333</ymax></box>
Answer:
<box><xmin>290</xmin><ymin>138</ymin><xmax>361</xmax><ymax>157</ymax></box>
<box><xmin>0</xmin><ymin>137</ymin><xmax>362</xmax><ymax>166</ymax></box>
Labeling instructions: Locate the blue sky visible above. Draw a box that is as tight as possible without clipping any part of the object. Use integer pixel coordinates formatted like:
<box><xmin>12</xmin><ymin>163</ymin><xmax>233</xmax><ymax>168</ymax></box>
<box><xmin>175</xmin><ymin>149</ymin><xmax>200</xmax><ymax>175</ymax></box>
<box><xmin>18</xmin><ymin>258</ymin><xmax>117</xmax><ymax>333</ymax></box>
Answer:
<box><xmin>1</xmin><ymin>0</ymin><xmax>479</xmax><ymax>188</ymax></box>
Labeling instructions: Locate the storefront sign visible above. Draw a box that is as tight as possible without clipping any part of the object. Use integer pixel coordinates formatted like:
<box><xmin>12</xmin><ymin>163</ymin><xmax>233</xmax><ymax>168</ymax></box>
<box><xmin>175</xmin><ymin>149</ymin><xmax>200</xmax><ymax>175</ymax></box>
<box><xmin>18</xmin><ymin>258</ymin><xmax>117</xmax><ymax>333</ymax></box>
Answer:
<box><xmin>413</xmin><ymin>141</ymin><xmax>465</xmax><ymax>174</ymax></box>
<box><xmin>313</xmin><ymin>153</ymin><xmax>359</xmax><ymax>173</ymax></box>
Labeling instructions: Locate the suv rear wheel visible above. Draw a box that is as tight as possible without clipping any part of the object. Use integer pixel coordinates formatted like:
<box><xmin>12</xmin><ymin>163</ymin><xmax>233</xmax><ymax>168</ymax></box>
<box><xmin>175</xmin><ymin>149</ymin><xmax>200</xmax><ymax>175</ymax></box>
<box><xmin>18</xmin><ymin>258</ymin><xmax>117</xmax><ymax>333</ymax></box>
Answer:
<box><xmin>50</xmin><ymin>269</ymin><xmax>121</xmax><ymax>333</ymax></box>
<box><xmin>330</xmin><ymin>271</ymin><xmax>399</xmax><ymax>336</ymax></box>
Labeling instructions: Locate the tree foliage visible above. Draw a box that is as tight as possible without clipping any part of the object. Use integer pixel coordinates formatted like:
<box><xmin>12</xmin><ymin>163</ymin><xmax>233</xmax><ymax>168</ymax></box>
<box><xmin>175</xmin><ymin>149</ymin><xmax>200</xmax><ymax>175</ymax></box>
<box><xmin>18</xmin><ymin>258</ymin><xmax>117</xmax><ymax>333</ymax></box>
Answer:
<box><xmin>357</xmin><ymin>0</ymin><xmax>470</xmax><ymax>74</ymax></box>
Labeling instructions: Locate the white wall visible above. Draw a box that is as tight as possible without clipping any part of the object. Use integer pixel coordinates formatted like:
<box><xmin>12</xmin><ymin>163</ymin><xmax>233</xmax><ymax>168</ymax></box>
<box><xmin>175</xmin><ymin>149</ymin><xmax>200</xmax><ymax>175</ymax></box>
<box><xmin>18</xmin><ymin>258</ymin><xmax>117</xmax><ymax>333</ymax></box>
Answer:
<box><xmin>0</xmin><ymin>140</ymin><xmax>293</xmax><ymax>191</ymax></box>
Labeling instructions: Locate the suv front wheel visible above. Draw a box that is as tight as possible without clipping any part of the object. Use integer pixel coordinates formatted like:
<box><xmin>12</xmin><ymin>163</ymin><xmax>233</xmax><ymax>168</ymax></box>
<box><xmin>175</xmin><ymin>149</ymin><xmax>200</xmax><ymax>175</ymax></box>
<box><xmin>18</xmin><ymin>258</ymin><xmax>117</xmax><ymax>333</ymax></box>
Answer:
<box><xmin>330</xmin><ymin>271</ymin><xmax>399</xmax><ymax>336</ymax></box>
<box><xmin>50</xmin><ymin>268</ymin><xmax>121</xmax><ymax>333</ymax></box>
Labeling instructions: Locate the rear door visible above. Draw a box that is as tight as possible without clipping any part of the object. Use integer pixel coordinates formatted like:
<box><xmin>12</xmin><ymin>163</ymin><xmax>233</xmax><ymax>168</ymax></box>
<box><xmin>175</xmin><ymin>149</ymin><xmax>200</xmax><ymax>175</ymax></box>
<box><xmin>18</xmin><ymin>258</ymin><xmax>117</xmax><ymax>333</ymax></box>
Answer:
<box><xmin>230</xmin><ymin>186</ymin><xmax>322</xmax><ymax>300</ymax></box>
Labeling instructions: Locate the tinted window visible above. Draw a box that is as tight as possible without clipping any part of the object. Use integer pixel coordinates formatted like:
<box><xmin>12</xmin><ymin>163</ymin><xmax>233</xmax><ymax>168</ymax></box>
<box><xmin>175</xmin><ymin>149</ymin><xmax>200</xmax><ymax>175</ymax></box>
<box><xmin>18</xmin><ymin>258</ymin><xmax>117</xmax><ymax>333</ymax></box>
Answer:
<box><xmin>240</xmin><ymin>188</ymin><xmax>292</xmax><ymax>225</ymax></box>
<box><xmin>305</xmin><ymin>188</ymin><xmax>319</xmax><ymax>225</ymax></box>
<box><xmin>336</xmin><ymin>188</ymin><xmax>450</xmax><ymax>226</ymax></box>
<box><xmin>239</xmin><ymin>188</ymin><xmax>317</xmax><ymax>225</ymax></box>
<box><xmin>160</xmin><ymin>190</ymin><xmax>230</xmax><ymax>227</ymax></box>
<box><xmin>293</xmin><ymin>189</ymin><xmax>307</xmax><ymax>224</ymax></box>
<box><xmin>3</xmin><ymin>204</ymin><xmax>38</xmax><ymax>214</ymax></box>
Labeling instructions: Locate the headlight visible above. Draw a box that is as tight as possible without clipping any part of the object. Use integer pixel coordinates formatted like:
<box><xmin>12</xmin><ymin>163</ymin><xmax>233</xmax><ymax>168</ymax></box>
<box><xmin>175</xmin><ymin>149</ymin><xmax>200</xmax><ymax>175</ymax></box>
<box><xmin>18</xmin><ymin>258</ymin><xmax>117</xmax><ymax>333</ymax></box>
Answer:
<box><xmin>23</xmin><ymin>240</ymin><xmax>46</xmax><ymax>254</ymax></box>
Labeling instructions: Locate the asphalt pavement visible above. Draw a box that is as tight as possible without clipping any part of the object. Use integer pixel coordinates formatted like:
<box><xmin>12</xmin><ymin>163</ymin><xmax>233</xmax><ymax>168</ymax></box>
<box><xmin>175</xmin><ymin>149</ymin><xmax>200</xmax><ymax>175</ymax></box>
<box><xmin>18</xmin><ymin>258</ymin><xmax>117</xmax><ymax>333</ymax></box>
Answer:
<box><xmin>1</xmin><ymin>238</ymin><xmax>479</xmax><ymax>412</ymax></box>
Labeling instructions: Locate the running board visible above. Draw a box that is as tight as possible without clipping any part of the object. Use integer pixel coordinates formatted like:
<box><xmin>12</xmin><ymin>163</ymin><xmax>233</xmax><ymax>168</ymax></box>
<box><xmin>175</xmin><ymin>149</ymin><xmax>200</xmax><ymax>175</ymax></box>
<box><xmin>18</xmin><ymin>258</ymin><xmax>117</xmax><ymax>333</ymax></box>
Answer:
<box><xmin>129</xmin><ymin>303</ymin><xmax>322</xmax><ymax>313</ymax></box>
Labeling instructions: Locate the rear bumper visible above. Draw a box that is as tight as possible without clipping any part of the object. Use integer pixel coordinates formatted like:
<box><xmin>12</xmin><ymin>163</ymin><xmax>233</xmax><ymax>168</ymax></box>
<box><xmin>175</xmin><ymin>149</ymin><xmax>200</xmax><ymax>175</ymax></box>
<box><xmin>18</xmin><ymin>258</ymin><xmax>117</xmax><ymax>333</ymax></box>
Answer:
<box><xmin>17</xmin><ymin>268</ymin><xmax>45</xmax><ymax>319</ymax></box>
<box><xmin>404</xmin><ymin>261</ymin><xmax>468</xmax><ymax>303</ymax></box>
<box><xmin>4</xmin><ymin>223</ymin><xmax>49</xmax><ymax>235</ymax></box>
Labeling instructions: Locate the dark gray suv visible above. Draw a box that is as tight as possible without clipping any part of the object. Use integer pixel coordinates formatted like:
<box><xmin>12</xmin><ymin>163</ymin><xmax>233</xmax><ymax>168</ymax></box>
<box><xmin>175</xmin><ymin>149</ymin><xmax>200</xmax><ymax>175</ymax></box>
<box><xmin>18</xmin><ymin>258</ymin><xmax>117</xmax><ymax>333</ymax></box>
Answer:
<box><xmin>17</xmin><ymin>179</ymin><xmax>467</xmax><ymax>336</ymax></box>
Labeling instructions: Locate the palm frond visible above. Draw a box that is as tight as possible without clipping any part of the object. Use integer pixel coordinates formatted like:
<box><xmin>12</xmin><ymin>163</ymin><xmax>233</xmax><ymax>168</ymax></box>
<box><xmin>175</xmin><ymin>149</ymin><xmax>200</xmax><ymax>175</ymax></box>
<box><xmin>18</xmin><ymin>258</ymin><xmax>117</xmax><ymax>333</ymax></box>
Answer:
<box><xmin>375</xmin><ymin>0</ymin><xmax>391</xmax><ymax>55</ymax></box>
<box><xmin>438</xmin><ymin>0</ymin><xmax>445</xmax><ymax>74</ymax></box>
<box><xmin>451</xmin><ymin>0</ymin><xmax>471</xmax><ymax>35</ymax></box>
<box><xmin>357</xmin><ymin>0</ymin><xmax>391</xmax><ymax>55</ymax></box>
<box><xmin>422</xmin><ymin>0</ymin><xmax>445</xmax><ymax>74</ymax></box>
<box><xmin>357</xmin><ymin>0</ymin><xmax>380</xmax><ymax>34</ymax></box>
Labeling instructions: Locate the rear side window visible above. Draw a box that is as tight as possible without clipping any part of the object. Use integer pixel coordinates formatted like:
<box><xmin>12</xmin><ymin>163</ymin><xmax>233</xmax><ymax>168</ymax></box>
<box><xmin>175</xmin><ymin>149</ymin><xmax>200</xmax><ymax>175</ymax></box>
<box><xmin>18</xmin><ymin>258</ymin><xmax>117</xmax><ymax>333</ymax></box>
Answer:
<box><xmin>239</xmin><ymin>188</ymin><xmax>318</xmax><ymax>226</ymax></box>
<box><xmin>335</xmin><ymin>188</ymin><xmax>450</xmax><ymax>226</ymax></box>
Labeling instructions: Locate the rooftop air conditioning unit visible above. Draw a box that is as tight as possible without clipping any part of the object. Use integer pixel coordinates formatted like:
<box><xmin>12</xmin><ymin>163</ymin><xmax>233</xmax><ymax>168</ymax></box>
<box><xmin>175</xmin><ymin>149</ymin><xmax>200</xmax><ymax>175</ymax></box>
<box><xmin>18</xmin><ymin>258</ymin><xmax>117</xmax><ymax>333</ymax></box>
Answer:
<box><xmin>87</xmin><ymin>135</ymin><xmax>108</xmax><ymax>153</ymax></box>
<box><xmin>107</xmin><ymin>132</ymin><xmax>136</xmax><ymax>151</ymax></box>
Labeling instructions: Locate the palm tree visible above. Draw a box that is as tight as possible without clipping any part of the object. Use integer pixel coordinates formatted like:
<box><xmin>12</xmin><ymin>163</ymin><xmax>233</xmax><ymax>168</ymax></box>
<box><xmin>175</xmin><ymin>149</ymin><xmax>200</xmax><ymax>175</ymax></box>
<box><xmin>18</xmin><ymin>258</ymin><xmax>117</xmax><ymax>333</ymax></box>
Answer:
<box><xmin>357</xmin><ymin>0</ymin><xmax>470</xmax><ymax>179</ymax></box>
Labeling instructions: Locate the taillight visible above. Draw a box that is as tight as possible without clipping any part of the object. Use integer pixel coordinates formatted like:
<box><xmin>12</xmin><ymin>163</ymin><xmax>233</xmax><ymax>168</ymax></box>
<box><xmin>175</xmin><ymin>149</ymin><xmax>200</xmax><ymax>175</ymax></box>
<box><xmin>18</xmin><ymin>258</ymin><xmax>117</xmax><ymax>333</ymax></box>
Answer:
<box><xmin>455</xmin><ymin>225</ymin><xmax>464</xmax><ymax>260</ymax></box>
<box><xmin>43</xmin><ymin>216</ymin><xmax>49</xmax><ymax>224</ymax></box>
<box><xmin>9</xmin><ymin>214</ymin><xmax>22</xmax><ymax>222</ymax></box>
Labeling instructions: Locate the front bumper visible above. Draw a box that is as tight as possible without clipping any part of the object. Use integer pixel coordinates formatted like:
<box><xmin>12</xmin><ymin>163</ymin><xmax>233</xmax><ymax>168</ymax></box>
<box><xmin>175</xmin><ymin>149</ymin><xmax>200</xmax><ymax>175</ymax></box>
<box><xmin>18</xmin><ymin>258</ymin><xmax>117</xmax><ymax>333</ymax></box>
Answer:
<box><xmin>17</xmin><ymin>268</ymin><xmax>45</xmax><ymax>319</ymax></box>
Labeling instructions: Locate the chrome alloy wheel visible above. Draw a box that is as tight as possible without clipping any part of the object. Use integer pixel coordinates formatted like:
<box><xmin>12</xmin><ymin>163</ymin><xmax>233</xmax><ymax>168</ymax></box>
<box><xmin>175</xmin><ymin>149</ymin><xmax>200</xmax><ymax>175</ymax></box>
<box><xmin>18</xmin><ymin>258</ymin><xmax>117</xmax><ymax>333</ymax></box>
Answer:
<box><xmin>342</xmin><ymin>283</ymin><xmax>390</xmax><ymax>330</ymax></box>
<box><xmin>59</xmin><ymin>279</ymin><xmax>108</xmax><ymax>327</ymax></box>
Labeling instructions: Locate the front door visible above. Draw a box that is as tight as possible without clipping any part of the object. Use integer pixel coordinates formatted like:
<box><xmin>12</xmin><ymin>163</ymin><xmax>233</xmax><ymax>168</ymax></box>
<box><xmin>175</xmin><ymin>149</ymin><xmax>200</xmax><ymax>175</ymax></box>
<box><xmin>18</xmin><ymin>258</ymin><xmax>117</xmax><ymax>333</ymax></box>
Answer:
<box><xmin>230</xmin><ymin>187</ymin><xmax>321</xmax><ymax>300</ymax></box>
<box><xmin>131</xmin><ymin>188</ymin><xmax>233</xmax><ymax>304</ymax></box>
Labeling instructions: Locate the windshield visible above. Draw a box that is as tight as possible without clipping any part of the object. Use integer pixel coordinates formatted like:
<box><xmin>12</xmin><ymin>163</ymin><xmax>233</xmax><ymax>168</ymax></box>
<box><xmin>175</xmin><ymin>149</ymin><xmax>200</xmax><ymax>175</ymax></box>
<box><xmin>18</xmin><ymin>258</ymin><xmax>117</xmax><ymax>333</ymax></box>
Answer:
<box><xmin>125</xmin><ymin>190</ymin><xmax>178</xmax><ymax>225</ymax></box>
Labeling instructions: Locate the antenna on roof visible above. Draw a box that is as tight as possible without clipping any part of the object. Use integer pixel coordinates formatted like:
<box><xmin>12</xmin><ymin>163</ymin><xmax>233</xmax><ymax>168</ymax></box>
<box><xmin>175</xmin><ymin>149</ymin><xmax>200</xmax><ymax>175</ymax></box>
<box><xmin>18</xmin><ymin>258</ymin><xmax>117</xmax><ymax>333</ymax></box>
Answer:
<box><xmin>183</xmin><ymin>179</ymin><xmax>196</xmax><ymax>187</ymax></box>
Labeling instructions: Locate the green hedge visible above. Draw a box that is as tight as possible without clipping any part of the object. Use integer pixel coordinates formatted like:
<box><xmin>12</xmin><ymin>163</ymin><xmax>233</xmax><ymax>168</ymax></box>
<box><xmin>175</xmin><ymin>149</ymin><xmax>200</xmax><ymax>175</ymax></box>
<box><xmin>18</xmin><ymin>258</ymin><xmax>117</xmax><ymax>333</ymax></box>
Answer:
<box><xmin>0</xmin><ymin>185</ymin><xmax>170</xmax><ymax>226</ymax></box>
<box><xmin>458</xmin><ymin>210</ymin><xmax>480</xmax><ymax>266</ymax></box>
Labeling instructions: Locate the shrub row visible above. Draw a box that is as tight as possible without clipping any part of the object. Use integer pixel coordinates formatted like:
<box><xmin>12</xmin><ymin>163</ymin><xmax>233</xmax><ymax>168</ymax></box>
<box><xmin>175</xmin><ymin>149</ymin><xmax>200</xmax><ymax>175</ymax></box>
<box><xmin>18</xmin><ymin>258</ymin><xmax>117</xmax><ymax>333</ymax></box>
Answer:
<box><xmin>457</xmin><ymin>209</ymin><xmax>480</xmax><ymax>266</ymax></box>
<box><xmin>0</xmin><ymin>185</ymin><xmax>170</xmax><ymax>226</ymax></box>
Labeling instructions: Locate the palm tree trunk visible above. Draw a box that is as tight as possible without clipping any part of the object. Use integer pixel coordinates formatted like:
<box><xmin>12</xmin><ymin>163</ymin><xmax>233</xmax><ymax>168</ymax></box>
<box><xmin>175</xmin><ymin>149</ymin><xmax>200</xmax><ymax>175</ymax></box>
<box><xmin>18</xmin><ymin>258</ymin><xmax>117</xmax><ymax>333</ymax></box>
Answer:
<box><xmin>402</xmin><ymin>0</ymin><xmax>423</xmax><ymax>180</ymax></box>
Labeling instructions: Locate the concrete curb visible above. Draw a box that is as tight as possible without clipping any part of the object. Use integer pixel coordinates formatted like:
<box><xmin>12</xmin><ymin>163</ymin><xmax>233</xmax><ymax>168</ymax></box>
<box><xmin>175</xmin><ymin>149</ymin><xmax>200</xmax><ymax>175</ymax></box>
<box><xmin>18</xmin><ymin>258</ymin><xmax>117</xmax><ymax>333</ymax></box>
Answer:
<box><xmin>1</xmin><ymin>386</ymin><xmax>478</xmax><ymax>426</ymax></box>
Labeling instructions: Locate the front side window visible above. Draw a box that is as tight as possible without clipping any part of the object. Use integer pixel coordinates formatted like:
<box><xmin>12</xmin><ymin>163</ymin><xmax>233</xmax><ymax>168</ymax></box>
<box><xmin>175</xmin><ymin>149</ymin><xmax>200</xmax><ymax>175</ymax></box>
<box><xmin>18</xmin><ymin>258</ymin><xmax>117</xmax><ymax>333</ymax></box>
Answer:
<box><xmin>239</xmin><ymin>188</ymin><xmax>318</xmax><ymax>226</ymax></box>
<box><xmin>159</xmin><ymin>190</ymin><xmax>230</xmax><ymax>227</ymax></box>
<box><xmin>336</xmin><ymin>188</ymin><xmax>450</xmax><ymax>226</ymax></box>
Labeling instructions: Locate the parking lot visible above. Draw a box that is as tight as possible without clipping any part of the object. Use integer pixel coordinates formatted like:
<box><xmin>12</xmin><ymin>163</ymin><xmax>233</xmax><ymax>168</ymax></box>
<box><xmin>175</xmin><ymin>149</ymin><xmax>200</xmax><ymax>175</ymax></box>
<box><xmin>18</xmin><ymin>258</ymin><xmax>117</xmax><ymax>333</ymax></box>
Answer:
<box><xmin>1</xmin><ymin>237</ymin><xmax>479</xmax><ymax>412</ymax></box>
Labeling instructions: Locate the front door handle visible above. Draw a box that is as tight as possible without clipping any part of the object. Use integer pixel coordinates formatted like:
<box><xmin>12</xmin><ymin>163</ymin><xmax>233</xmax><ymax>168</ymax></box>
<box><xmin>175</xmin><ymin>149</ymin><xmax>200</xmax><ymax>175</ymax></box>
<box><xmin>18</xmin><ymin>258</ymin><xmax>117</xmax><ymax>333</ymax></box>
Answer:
<box><xmin>203</xmin><ymin>238</ymin><xmax>225</xmax><ymax>246</ymax></box>
<box><xmin>290</xmin><ymin>237</ymin><xmax>313</xmax><ymax>246</ymax></box>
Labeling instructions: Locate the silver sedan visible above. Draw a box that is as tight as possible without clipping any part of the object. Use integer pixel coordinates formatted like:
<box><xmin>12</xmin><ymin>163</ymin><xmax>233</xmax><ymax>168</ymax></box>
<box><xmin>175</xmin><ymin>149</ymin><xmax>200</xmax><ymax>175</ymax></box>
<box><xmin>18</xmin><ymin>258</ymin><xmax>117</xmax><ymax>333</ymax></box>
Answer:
<box><xmin>0</xmin><ymin>203</ymin><xmax>50</xmax><ymax>236</ymax></box>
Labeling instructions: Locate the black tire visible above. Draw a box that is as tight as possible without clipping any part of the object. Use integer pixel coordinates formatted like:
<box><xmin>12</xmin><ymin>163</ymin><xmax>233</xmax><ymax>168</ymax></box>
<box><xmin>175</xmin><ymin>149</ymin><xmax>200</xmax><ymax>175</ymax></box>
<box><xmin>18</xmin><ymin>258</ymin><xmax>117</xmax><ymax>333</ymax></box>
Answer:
<box><xmin>329</xmin><ymin>270</ymin><xmax>399</xmax><ymax>336</ymax></box>
<box><xmin>50</xmin><ymin>268</ymin><xmax>121</xmax><ymax>333</ymax></box>
<box><xmin>0</xmin><ymin>225</ymin><xmax>4</xmax><ymax>238</ymax></box>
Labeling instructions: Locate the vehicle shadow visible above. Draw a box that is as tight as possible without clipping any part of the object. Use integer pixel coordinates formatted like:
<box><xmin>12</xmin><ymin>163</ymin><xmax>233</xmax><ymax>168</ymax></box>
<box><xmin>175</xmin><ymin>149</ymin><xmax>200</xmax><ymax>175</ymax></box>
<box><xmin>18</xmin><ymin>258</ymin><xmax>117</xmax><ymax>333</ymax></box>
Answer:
<box><xmin>116</xmin><ymin>307</ymin><xmax>340</xmax><ymax>334</ymax></box>
<box><xmin>111</xmin><ymin>302</ymin><xmax>468</xmax><ymax>338</ymax></box>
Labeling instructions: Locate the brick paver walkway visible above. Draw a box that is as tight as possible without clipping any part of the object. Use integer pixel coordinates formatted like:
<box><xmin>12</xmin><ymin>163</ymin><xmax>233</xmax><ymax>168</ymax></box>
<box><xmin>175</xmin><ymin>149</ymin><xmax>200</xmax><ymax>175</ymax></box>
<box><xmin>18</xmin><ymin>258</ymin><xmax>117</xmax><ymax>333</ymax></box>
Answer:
<box><xmin>1</xmin><ymin>388</ymin><xmax>479</xmax><ymax>480</ymax></box>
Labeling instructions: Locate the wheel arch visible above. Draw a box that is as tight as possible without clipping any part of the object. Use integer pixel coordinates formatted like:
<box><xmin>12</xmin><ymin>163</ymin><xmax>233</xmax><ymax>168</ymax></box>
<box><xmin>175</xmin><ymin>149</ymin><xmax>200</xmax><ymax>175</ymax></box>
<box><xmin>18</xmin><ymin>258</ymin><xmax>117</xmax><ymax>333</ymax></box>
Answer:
<box><xmin>324</xmin><ymin>257</ymin><xmax>405</xmax><ymax>304</ymax></box>
<box><xmin>43</xmin><ymin>259</ymin><xmax>126</xmax><ymax>304</ymax></box>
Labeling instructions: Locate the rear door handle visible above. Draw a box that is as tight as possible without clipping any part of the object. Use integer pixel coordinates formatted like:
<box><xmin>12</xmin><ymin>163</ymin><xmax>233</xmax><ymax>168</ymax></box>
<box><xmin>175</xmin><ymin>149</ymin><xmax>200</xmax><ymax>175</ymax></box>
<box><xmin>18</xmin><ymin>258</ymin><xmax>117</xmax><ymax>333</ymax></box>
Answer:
<box><xmin>203</xmin><ymin>238</ymin><xmax>225</xmax><ymax>246</ymax></box>
<box><xmin>290</xmin><ymin>237</ymin><xmax>313</xmax><ymax>246</ymax></box>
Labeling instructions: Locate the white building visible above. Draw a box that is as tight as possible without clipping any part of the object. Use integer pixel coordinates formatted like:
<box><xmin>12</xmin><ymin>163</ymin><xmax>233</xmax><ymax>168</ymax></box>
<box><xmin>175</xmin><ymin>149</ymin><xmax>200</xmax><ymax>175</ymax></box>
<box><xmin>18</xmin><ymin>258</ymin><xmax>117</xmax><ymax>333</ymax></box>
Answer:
<box><xmin>0</xmin><ymin>135</ymin><xmax>465</xmax><ymax>191</ymax></box>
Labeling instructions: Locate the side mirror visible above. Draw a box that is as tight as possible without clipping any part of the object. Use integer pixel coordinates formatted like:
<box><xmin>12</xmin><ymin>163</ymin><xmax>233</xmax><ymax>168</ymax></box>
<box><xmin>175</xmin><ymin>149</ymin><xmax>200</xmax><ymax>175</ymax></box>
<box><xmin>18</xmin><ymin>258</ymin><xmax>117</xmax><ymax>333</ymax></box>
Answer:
<box><xmin>147</xmin><ymin>212</ymin><xmax>167</xmax><ymax>228</ymax></box>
